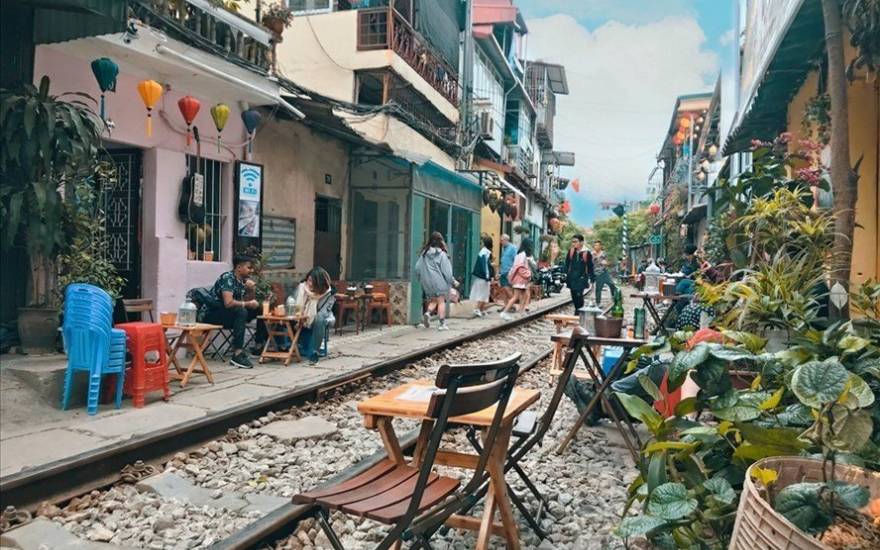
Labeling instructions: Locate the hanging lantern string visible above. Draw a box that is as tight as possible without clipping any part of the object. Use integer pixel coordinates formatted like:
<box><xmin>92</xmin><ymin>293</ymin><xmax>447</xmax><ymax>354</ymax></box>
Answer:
<box><xmin>158</xmin><ymin>110</ymin><xmax>250</xmax><ymax>150</ymax></box>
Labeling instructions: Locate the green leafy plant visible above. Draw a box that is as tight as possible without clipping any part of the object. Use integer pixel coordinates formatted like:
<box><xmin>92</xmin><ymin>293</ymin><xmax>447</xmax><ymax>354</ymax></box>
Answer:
<box><xmin>851</xmin><ymin>279</ymin><xmax>880</xmax><ymax>321</ymax></box>
<box><xmin>0</xmin><ymin>76</ymin><xmax>103</xmax><ymax>306</ymax></box>
<box><xmin>842</xmin><ymin>0</ymin><xmax>880</xmax><ymax>79</ymax></box>
<box><xmin>239</xmin><ymin>245</ymin><xmax>275</xmax><ymax>304</ymax></box>
<box><xmin>261</xmin><ymin>2</ymin><xmax>294</xmax><ymax>28</ymax></box>
<box><xmin>57</xmin><ymin>161</ymin><xmax>125</xmax><ymax>300</ymax></box>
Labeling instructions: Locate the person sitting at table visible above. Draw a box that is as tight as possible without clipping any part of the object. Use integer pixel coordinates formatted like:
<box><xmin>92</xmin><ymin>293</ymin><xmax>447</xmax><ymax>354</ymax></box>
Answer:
<box><xmin>293</xmin><ymin>267</ymin><xmax>335</xmax><ymax>364</ymax></box>
<box><xmin>203</xmin><ymin>254</ymin><xmax>265</xmax><ymax>370</ymax></box>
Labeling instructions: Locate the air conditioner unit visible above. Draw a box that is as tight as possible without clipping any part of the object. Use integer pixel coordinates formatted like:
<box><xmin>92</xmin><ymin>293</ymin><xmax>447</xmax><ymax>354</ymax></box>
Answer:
<box><xmin>479</xmin><ymin>111</ymin><xmax>494</xmax><ymax>140</ymax></box>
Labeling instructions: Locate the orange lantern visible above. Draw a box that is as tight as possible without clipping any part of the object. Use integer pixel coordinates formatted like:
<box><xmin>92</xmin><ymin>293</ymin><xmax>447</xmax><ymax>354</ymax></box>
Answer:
<box><xmin>571</xmin><ymin>178</ymin><xmax>580</xmax><ymax>193</ymax></box>
<box><xmin>679</xmin><ymin>116</ymin><xmax>691</xmax><ymax>129</ymax></box>
<box><xmin>137</xmin><ymin>80</ymin><xmax>163</xmax><ymax>137</ymax></box>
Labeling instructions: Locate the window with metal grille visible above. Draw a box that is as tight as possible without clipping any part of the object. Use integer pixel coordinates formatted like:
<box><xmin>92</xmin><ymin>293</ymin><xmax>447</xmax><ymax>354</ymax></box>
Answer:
<box><xmin>288</xmin><ymin>0</ymin><xmax>332</xmax><ymax>15</ymax></box>
<box><xmin>185</xmin><ymin>155</ymin><xmax>223</xmax><ymax>262</ymax></box>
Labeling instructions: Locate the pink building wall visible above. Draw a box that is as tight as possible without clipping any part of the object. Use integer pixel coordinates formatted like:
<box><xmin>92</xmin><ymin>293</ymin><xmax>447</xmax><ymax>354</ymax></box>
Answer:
<box><xmin>34</xmin><ymin>46</ymin><xmax>257</xmax><ymax>317</ymax></box>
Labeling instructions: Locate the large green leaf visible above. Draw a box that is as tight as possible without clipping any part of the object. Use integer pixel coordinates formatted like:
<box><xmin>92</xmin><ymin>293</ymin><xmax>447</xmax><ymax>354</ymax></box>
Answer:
<box><xmin>721</xmin><ymin>330</ymin><xmax>767</xmax><ymax>354</ymax></box>
<box><xmin>791</xmin><ymin>359</ymin><xmax>848</xmax><ymax>408</ymax></box>
<box><xmin>733</xmin><ymin>442</ymin><xmax>798</xmax><ymax>462</ymax></box>
<box><xmin>646</xmin><ymin>451</ymin><xmax>668</xmax><ymax>494</ymax></box>
<box><xmin>774</xmin><ymin>482</ymin><xmax>829</xmax><ymax>534</ymax></box>
<box><xmin>826</xmin><ymin>406</ymin><xmax>873</xmax><ymax>452</ymax></box>
<box><xmin>707</xmin><ymin>344</ymin><xmax>756</xmax><ymax>362</ymax></box>
<box><xmin>668</xmin><ymin>344</ymin><xmax>711</xmax><ymax>389</ymax></box>
<box><xmin>828</xmin><ymin>481</ymin><xmax>870</xmax><ymax>510</ymax></box>
<box><xmin>615</xmin><ymin>392</ymin><xmax>663</xmax><ymax>432</ymax></box>
<box><xmin>691</xmin><ymin>357</ymin><xmax>732</xmax><ymax>397</ymax></box>
<box><xmin>776</xmin><ymin>403</ymin><xmax>815</xmax><ymax>427</ymax></box>
<box><xmin>838</xmin><ymin>335</ymin><xmax>872</xmax><ymax>356</ymax></box>
<box><xmin>712</xmin><ymin>391</ymin><xmax>767</xmax><ymax>422</ymax></box>
<box><xmin>647</xmin><ymin>482</ymin><xmax>698</xmax><ymax>520</ymax></box>
<box><xmin>703</xmin><ymin>477</ymin><xmax>736</xmax><ymax>506</ymax></box>
<box><xmin>737</xmin><ymin>423</ymin><xmax>808</xmax><ymax>453</ymax></box>
<box><xmin>845</xmin><ymin>374</ymin><xmax>875</xmax><ymax>408</ymax></box>
<box><xmin>614</xmin><ymin>515</ymin><xmax>667</xmax><ymax>537</ymax></box>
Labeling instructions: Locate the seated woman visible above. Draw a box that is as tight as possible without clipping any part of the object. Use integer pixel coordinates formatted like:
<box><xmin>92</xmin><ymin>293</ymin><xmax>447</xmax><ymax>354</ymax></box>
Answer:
<box><xmin>293</xmin><ymin>267</ymin><xmax>335</xmax><ymax>364</ymax></box>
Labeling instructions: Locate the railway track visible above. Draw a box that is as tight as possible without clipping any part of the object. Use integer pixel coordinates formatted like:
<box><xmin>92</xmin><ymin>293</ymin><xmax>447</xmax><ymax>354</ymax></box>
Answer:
<box><xmin>0</xmin><ymin>299</ymin><xmax>576</xmax><ymax>549</ymax></box>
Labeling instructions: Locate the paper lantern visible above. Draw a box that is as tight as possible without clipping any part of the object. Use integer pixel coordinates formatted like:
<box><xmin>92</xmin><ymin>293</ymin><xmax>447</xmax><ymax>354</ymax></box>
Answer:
<box><xmin>90</xmin><ymin>57</ymin><xmax>118</xmax><ymax>120</ymax></box>
<box><xmin>679</xmin><ymin>116</ymin><xmax>691</xmax><ymax>129</ymax></box>
<box><xmin>673</xmin><ymin>132</ymin><xmax>685</xmax><ymax>146</ymax></box>
<box><xmin>649</xmin><ymin>203</ymin><xmax>660</xmax><ymax>215</ymax></box>
<box><xmin>177</xmin><ymin>96</ymin><xmax>201</xmax><ymax>147</ymax></box>
<box><xmin>241</xmin><ymin>108</ymin><xmax>262</xmax><ymax>155</ymax></box>
<box><xmin>571</xmin><ymin>178</ymin><xmax>580</xmax><ymax>193</ymax></box>
<box><xmin>708</xmin><ymin>144</ymin><xmax>718</xmax><ymax>157</ymax></box>
<box><xmin>210</xmin><ymin>103</ymin><xmax>230</xmax><ymax>153</ymax></box>
<box><xmin>137</xmin><ymin>80</ymin><xmax>163</xmax><ymax>137</ymax></box>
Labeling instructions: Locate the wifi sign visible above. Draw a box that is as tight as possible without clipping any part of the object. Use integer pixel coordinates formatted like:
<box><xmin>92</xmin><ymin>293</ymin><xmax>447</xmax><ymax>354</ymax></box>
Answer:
<box><xmin>239</xmin><ymin>164</ymin><xmax>261</xmax><ymax>201</ymax></box>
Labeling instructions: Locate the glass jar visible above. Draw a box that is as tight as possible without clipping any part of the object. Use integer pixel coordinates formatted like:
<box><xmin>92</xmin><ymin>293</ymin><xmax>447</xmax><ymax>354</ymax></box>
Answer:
<box><xmin>285</xmin><ymin>295</ymin><xmax>296</xmax><ymax>317</ymax></box>
<box><xmin>178</xmin><ymin>297</ymin><xmax>198</xmax><ymax>328</ymax></box>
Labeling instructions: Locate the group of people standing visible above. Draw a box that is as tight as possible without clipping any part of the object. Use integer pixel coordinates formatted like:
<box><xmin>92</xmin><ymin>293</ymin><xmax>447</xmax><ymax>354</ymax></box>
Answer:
<box><xmin>415</xmin><ymin>230</ymin><xmax>621</xmax><ymax>328</ymax></box>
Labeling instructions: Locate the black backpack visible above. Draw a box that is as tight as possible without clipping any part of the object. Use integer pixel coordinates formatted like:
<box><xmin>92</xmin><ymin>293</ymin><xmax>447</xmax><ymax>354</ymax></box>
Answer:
<box><xmin>186</xmin><ymin>286</ymin><xmax>220</xmax><ymax>321</ymax></box>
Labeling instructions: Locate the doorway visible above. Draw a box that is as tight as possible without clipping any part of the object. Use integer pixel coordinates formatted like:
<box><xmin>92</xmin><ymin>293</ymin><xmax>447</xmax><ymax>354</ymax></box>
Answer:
<box><xmin>315</xmin><ymin>196</ymin><xmax>342</xmax><ymax>279</ymax></box>
<box><xmin>101</xmin><ymin>149</ymin><xmax>142</xmax><ymax>300</ymax></box>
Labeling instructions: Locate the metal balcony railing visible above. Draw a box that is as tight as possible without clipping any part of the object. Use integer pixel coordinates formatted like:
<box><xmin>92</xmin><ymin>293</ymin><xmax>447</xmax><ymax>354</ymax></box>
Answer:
<box><xmin>356</xmin><ymin>7</ymin><xmax>459</xmax><ymax>105</ymax></box>
<box><xmin>506</xmin><ymin>145</ymin><xmax>535</xmax><ymax>178</ymax></box>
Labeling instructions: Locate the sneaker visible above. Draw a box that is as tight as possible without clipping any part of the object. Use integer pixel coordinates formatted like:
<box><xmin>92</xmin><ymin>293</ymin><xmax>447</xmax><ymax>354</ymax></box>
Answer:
<box><xmin>422</xmin><ymin>312</ymin><xmax>432</xmax><ymax>328</ymax></box>
<box><xmin>231</xmin><ymin>352</ymin><xmax>253</xmax><ymax>369</ymax></box>
<box><xmin>308</xmin><ymin>353</ymin><xmax>319</xmax><ymax>365</ymax></box>
<box><xmin>500</xmin><ymin>312</ymin><xmax>513</xmax><ymax>321</ymax></box>
<box><xmin>438</xmin><ymin>321</ymin><xmax>449</xmax><ymax>331</ymax></box>
<box><xmin>473</xmin><ymin>309</ymin><xmax>484</xmax><ymax>318</ymax></box>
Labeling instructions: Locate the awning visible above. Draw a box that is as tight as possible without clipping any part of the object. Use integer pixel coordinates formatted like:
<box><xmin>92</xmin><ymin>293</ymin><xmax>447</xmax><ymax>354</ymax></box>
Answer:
<box><xmin>186</xmin><ymin>0</ymin><xmax>272</xmax><ymax>46</ymax></box>
<box><xmin>500</xmin><ymin>177</ymin><xmax>527</xmax><ymax>200</ymax></box>
<box><xmin>395</xmin><ymin>149</ymin><xmax>481</xmax><ymax>190</ymax></box>
<box><xmin>723</xmin><ymin>0</ymin><xmax>824</xmax><ymax>154</ymax></box>
<box><xmin>47</xmin><ymin>23</ymin><xmax>299</xmax><ymax>116</ymax></box>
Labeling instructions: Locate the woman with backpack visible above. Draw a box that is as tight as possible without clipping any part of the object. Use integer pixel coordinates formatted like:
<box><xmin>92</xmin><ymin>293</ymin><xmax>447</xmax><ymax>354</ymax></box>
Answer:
<box><xmin>499</xmin><ymin>238</ymin><xmax>534</xmax><ymax>321</ymax></box>
<box><xmin>414</xmin><ymin>231</ymin><xmax>457</xmax><ymax>330</ymax></box>
<box><xmin>471</xmin><ymin>235</ymin><xmax>494</xmax><ymax>317</ymax></box>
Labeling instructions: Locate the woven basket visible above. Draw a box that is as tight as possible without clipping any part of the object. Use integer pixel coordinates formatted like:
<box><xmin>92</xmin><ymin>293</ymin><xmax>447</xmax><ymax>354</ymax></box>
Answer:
<box><xmin>730</xmin><ymin>457</ymin><xmax>880</xmax><ymax>550</ymax></box>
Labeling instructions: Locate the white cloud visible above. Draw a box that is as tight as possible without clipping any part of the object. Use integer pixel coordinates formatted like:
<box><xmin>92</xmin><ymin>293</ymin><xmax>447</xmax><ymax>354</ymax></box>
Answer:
<box><xmin>522</xmin><ymin>0</ymin><xmax>695</xmax><ymax>25</ymax></box>
<box><xmin>526</xmin><ymin>14</ymin><xmax>718</xmax><ymax>203</ymax></box>
<box><xmin>719</xmin><ymin>29</ymin><xmax>735</xmax><ymax>46</ymax></box>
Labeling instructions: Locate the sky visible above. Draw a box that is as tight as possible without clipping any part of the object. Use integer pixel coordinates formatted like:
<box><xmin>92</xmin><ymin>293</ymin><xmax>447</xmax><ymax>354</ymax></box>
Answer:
<box><xmin>517</xmin><ymin>0</ymin><xmax>736</xmax><ymax>227</ymax></box>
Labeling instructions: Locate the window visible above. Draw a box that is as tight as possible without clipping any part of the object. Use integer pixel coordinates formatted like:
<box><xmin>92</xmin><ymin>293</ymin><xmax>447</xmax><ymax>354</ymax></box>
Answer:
<box><xmin>185</xmin><ymin>155</ymin><xmax>223</xmax><ymax>262</ymax></box>
<box><xmin>288</xmin><ymin>0</ymin><xmax>332</xmax><ymax>15</ymax></box>
<box><xmin>262</xmin><ymin>216</ymin><xmax>296</xmax><ymax>269</ymax></box>
<box><xmin>350</xmin><ymin>188</ymin><xmax>409</xmax><ymax>280</ymax></box>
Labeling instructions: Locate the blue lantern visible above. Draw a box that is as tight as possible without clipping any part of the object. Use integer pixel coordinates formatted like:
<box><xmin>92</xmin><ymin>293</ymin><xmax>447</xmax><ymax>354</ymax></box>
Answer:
<box><xmin>241</xmin><ymin>108</ymin><xmax>262</xmax><ymax>155</ymax></box>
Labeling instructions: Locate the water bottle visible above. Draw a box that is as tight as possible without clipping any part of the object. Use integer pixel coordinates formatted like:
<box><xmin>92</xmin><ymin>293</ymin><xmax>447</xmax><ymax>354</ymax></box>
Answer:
<box><xmin>285</xmin><ymin>295</ymin><xmax>296</xmax><ymax>317</ymax></box>
<box><xmin>644</xmin><ymin>259</ymin><xmax>662</xmax><ymax>294</ymax></box>
<box><xmin>178</xmin><ymin>297</ymin><xmax>198</xmax><ymax>328</ymax></box>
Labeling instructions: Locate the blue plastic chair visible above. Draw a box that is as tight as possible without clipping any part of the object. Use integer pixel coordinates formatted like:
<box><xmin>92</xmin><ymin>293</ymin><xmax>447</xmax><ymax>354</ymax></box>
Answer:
<box><xmin>60</xmin><ymin>284</ymin><xmax>126</xmax><ymax>414</ymax></box>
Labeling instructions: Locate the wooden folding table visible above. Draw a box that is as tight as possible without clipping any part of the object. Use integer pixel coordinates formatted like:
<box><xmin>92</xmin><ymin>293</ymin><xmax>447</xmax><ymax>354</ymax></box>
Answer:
<box><xmin>630</xmin><ymin>292</ymin><xmax>691</xmax><ymax>335</ymax></box>
<box><xmin>162</xmin><ymin>322</ymin><xmax>221</xmax><ymax>387</ymax></box>
<box><xmin>258</xmin><ymin>314</ymin><xmax>305</xmax><ymax>366</ymax></box>
<box><xmin>552</xmin><ymin>329</ymin><xmax>648</xmax><ymax>460</ymax></box>
<box><xmin>358</xmin><ymin>380</ymin><xmax>540</xmax><ymax>550</ymax></box>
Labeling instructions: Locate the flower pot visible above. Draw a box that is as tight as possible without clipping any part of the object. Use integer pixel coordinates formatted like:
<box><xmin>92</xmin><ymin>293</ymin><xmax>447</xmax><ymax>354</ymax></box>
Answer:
<box><xmin>763</xmin><ymin>328</ymin><xmax>789</xmax><ymax>353</ymax></box>
<box><xmin>263</xmin><ymin>17</ymin><xmax>285</xmax><ymax>35</ymax></box>
<box><xmin>18</xmin><ymin>306</ymin><xmax>59</xmax><ymax>354</ymax></box>
<box><xmin>203</xmin><ymin>251</ymin><xmax>214</xmax><ymax>262</ymax></box>
<box><xmin>730</xmin><ymin>457</ymin><xmax>880</xmax><ymax>550</ymax></box>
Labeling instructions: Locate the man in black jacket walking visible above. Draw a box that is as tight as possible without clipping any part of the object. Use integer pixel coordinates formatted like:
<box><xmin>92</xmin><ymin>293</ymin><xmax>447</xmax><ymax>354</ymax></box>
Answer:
<box><xmin>564</xmin><ymin>234</ymin><xmax>594</xmax><ymax>313</ymax></box>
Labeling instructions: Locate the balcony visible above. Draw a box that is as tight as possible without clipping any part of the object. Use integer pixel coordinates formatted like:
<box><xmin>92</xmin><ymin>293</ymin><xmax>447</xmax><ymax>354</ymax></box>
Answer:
<box><xmin>356</xmin><ymin>7</ymin><xmax>459</xmax><ymax>105</ymax></box>
<box><xmin>505</xmin><ymin>145</ymin><xmax>536</xmax><ymax>179</ymax></box>
<box><xmin>534</xmin><ymin>92</ymin><xmax>555</xmax><ymax>148</ymax></box>
<box><xmin>131</xmin><ymin>0</ymin><xmax>275</xmax><ymax>73</ymax></box>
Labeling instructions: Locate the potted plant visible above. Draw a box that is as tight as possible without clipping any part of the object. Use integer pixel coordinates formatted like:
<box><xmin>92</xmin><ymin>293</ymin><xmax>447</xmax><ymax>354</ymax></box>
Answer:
<box><xmin>0</xmin><ymin>76</ymin><xmax>103</xmax><ymax>352</ymax></box>
<box><xmin>57</xmin><ymin>162</ymin><xmax>125</xmax><ymax>304</ymax></box>
<box><xmin>261</xmin><ymin>2</ymin><xmax>294</xmax><ymax>35</ymax></box>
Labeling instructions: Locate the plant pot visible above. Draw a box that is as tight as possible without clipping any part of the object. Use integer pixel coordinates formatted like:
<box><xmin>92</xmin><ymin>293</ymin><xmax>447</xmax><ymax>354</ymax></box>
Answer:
<box><xmin>263</xmin><ymin>17</ymin><xmax>285</xmax><ymax>35</ymax></box>
<box><xmin>730</xmin><ymin>457</ymin><xmax>880</xmax><ymax>550</ymax></box>
<box><xmin>203</xmin><ymin>251</ymin><xmax>214</xmax><ymax>262</ymax></box>
<box><xmin>18</xmin><ymin>306</ymin><xmax>59</xmax><ymax>354</ymax></box>
<box><xmin>763</xmin><ymin>328</ymin><xmax>789</xmax><ymax>353</ymax></box>
<box><xmin>594</xmin><ymin>316</ymin><xmax>623</xmax><ymax>338</ymax></box>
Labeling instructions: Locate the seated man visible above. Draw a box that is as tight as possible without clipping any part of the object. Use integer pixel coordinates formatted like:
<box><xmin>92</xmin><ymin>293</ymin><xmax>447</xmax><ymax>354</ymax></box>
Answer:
<box><xmin>203</xmin><ymin>254</ymin><xmax>263</xmax><ymax>369</ymax></box>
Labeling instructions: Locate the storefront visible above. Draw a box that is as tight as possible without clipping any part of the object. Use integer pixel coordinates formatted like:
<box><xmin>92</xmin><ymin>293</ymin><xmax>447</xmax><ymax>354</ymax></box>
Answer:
<box><xmin>348</xmin><ymin>153</ymin><xmax>482</xmax><ymax>324</ymax></box>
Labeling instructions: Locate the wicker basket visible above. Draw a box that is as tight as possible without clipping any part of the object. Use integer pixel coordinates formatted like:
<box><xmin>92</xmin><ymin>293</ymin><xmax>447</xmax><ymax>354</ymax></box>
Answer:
<box><xmin>730</xmin><ymin>457</ymin><xmax>880</xmax><ymax>550</ymax></box>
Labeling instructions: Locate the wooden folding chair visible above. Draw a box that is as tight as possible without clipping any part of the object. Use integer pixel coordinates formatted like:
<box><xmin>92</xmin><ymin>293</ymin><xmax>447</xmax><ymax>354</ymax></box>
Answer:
<box><xmin>294</xmin><ymin>354</ymin><xmax>522</xmax><ymax>550</ymax></box>
<box><xmin>333</xmin><ymin>280</ymin><xmax>360</xmax><ymax>334</ymax></box>
<box><xmin>462</xmin><ymin>327</ymin><xmax>586</xmax><ymax>539</ymax></box>
<box><xmin>366</xmin><ymin>280</ymin><xmax>393</xmax><ymax>328</ymax></box>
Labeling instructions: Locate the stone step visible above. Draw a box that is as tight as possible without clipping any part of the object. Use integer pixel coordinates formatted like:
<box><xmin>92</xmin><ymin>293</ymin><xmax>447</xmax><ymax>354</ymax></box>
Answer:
<box><xmin>135</xmin><ymin>471</ymin><xmax>288</xmax><ymax>515</ymax></box>
<box><xmin>0</xmin><ymin>518</ymin><xmax>135</xmax><ymax>550</ymax></box>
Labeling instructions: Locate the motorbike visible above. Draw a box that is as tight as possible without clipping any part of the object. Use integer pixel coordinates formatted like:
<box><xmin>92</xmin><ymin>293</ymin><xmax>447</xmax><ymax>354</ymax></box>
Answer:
<box><xmin>538</xmin><ymin>265</ymin><xmax>566</xmax><ymax>297</ymax></box>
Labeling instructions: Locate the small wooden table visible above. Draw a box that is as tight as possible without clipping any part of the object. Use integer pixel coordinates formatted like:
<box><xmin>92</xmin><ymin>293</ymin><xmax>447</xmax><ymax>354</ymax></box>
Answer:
<box><xmin>630</xmin><ymin>292</ymin><xmax>692</xmax><ymax>335</ymax></box>
<box><xmin>358</xmin><ymin>380</ymin><xmax>540</xmax><ymax>550</ymax></box>
<box><xmin>162</xmin><ymin>323</ymin><xmax>222</xmax><ymax>387</ymax></box>
<box><xmin>552</xmin><ymin>330</ymin><xmax>648</xmax><ymax>460</ymax></box>
<box><xmin>258</xmin><ymin>314</ymin><xmax>305</xmax><ymax>365</ymax></box>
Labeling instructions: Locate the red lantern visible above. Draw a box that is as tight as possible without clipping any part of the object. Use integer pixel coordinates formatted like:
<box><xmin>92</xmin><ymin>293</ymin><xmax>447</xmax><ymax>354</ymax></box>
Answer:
<box><xmin>571</xmin><ymin>178</ymin><xmax>580</xmax><ymax>193</ymax></box>
<box><xmin>178</xmin><ymin>96</ymin><xmax>201</xmax><ymax>146</ymax></box>
<box><xmin>560</xmin><ymin>200</ymin><xmax>572</xmax><ymax>214</ymax></box>
<box><xmin>649</xmin><ymin>203</ymin><xmax>660</xmax><ymax>215</ymax></box>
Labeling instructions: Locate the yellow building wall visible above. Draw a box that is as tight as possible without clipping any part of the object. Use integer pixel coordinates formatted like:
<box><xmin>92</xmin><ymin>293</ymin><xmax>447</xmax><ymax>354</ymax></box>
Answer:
<box><xmin>786</xmin><ymin>55</ymin><xmax>879</xmax><ymax>286</ymax></box>
<box><xmin>481</xmin><ymin>204</ymin><xmax>503</xmax><ymax>268</ymax></box>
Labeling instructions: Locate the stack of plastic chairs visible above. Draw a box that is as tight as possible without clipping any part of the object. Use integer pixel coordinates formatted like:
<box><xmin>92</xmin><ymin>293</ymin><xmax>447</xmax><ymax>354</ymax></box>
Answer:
<box><xmin>61</xmin><ymin>284</ymin><xmax>126</xmax><ymax>415</ymax></box>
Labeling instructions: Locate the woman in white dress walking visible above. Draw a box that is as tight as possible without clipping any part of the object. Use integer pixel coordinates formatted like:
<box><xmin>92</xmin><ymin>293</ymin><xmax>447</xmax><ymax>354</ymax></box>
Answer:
<box><xmin>470</xmin><ymin>235</ymin><xmax>494</xmax><ymax>317</ymax></box>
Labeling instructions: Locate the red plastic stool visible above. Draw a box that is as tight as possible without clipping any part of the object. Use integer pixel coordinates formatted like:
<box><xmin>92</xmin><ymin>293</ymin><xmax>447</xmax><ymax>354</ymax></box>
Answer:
<box><xmin>115</xmin><ymin>322</ymin><xmax>170</xmax><ymax>407</ymax></box>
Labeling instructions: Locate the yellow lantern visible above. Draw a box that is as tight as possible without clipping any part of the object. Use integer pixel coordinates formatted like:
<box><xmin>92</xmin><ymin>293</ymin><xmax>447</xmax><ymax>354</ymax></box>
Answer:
<box><xmin>137</xmin><ymin>80</ymin><xmax>163</xmax><ymax>136</ymax></box>
<box><xmin>708</xmin><ymin>144</ymin><xmax>718</xmax><ymax>157</ymax></box>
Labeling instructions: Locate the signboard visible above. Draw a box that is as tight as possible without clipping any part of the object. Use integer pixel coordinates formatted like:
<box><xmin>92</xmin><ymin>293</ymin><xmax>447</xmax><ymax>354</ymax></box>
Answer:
<box><xmin>236</xmin><ymin>161</ymin><xmax>262</xmax><ymax>238</ymax></box>
<box><xmin>649</xmin><ymin>234</ymin><xmax>662</xmax><ymax>245</ymax></box>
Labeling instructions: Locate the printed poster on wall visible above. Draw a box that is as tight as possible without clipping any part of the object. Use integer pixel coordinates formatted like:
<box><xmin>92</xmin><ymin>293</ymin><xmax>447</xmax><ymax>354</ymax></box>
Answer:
<box><xmin>237</xmin><ymin>161</ymin><xmax>262</xmax><ymax>238</ymax></box>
